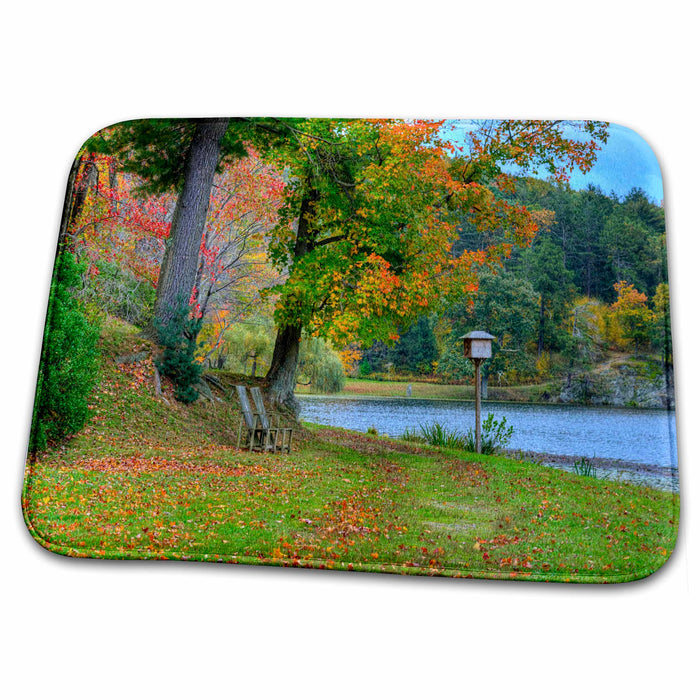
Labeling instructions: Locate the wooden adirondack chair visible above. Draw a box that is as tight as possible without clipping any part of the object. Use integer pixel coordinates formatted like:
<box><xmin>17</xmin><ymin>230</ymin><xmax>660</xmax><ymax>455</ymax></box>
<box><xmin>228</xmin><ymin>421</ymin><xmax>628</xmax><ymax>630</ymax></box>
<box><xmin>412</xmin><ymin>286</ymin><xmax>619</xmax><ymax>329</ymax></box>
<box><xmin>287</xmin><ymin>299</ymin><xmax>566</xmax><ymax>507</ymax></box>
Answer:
<box><xmin>250</xmin><ymin>386</ymin><xmax>294</xmax><ymax>453</ymax></box>
<box><xmin>236</xmin><ymin>385</ymin><xmax>273</xmax><ymax>452</ymax></box>
<box><xmin>235</xmin><ymin>385</ymin><xmax>295</xmax><ymax>452</ymax></box>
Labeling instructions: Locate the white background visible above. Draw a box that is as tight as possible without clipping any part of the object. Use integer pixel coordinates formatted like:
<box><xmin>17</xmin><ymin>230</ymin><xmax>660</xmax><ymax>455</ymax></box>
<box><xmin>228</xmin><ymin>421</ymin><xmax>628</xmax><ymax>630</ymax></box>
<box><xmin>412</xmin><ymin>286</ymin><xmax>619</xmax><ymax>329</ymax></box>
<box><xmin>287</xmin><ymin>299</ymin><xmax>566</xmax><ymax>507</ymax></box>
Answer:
<box><xmin>2</xmin><ymin>2</ymin><xmax>697</xmax><ymax>697</ymax></box>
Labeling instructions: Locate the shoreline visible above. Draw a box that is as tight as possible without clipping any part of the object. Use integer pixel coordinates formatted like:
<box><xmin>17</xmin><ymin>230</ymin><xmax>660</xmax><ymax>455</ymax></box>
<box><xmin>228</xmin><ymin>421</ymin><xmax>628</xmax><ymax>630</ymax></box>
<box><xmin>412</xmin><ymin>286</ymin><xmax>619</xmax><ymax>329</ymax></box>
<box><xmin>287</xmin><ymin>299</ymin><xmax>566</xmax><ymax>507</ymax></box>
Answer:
<box><xmin>503</xmin><ymin>447</ymin><xmax>677</xmax><ymax>476</ymax></box>
<box><xmin>299</xmin><ymin>407</ymin><xmax>679</xmax><ymax>492</ymax></box>
<box><xmin>306</xmin><ymin>421</ymin><xmax>676</xmax><ymax>474</ymax></box>
<box><xmin>503</xmin><ymin>448</ymin><xmax>679</xmax><ymax>493</ymax></box>
<box><xmin>296</xmin><ymin>391</ymin><xmax>675</xmax><ymax>412</ymax></box>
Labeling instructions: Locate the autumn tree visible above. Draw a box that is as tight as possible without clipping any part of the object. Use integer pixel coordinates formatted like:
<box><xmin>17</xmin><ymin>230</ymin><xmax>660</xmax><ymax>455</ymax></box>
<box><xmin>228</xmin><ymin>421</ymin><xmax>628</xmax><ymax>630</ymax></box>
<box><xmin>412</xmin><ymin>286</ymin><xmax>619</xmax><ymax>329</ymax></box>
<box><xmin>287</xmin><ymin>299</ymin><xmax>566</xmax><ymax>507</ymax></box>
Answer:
<box><xmin>58</xmin><ymin>153</ymin><xmax>100</xmax><ymax>248</ymax></box>
<box><xmin>260</xmin><ymin>119</ymin><xmax>607</xmax><ymax>408</ymax></box>
<box><xmin>150</xmin><ymin>118</ymin><xmax>231</xmax><ymax>334</ymax></box>
<box><xmin>71</xmin><ymin>132</ymin><xmax>285</xmax><ymax>339</ymax></box>
<box><xmin>86</xmin><ymin>118</ymin><xmax>250</xmax><ymax>335</ymax></box>
<box><xmin>192</xmin><ymin>150</ymin><xmax>284</xmax><ymax>327</ymax></box>
<box><xmin>567</xmin><ymin>296</ymin><xmax>608</xmax><ymax>365</ymax></box>
<box><xmin>609</xmin><ymin>280</ymin><xmax>653</xmax><ymax>355</ymax></box>
<box><xmin>61</xmin><ymin>150</ymin><xmax>172</xmax><ymax>275</ymax></box>
<box><xmin>60</xmin><ymin>151</ymin><xmax>173</xmax><ymax>325</ymax></box>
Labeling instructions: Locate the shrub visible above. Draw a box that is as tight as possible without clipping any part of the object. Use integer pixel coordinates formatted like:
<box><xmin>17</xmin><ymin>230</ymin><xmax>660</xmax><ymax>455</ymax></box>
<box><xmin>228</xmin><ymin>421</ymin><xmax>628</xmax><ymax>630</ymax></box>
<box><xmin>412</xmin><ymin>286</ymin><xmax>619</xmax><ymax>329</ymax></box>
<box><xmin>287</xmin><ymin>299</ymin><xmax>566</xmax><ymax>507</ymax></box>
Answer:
<box><xmin>436</xmin><ymin>345</ymin><xmax>470</xmax><ymax>382</ymax></box>
<box><xmin>82</xmin><ymin>261</ymin><xmax>156</xmax><ymax>328</ymax></box>
<box><xmin>462</xmin><ymin>413</ymin><xmax>514</xmax><ymax>454</ymax></box>
<box><xmin>155</xmin><ymin>303</ymin><xmax>203</xmax><ymax>404</ymax></box>
<box><xmin>535</xmin><ymin>351</ymin><xmax>552</xmax><ymax>379</ymax></box>
<box><xmin>30</xmin><ymin>250</ymin><xmax>100</xmax><ymax>453</ymax></box>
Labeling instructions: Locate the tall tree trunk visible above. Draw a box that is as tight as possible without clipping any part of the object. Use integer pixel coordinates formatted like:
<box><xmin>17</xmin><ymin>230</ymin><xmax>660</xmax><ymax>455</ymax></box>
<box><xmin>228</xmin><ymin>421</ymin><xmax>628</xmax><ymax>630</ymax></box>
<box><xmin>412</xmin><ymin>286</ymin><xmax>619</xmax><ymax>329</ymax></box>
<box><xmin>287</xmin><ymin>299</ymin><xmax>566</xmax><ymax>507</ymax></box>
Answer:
<box><xmin>57</xmin><ymin>157</ymin><xmax>81</xmax><ymax>249</ymax></box>
<box><xmin>538</xmin><ymin>295</ymin><xmax>545</xmax><ymax>357</ymax></box>
<box><xmin>265</xmin><ymin>184</ymin><xmax>318</xmax><ymax>410</ymax></box>
<box><xmin>266</xmin><ymin>322</ymin><xmax>303</xmax><ymax>409</ymax></box>
<box><xmin>58</xmin><ymin>154</ymin><xmax>98</xmax><ymax>249</ymax></box>
<box><xmin>585</xmin><ymin>234</ymin><xmax>593</xmax><ymax>297</ymax></box>
<box><xmin>149</xmin><ymin>118</ymin><xmax>229</xmax><ymax>336</ymax></box>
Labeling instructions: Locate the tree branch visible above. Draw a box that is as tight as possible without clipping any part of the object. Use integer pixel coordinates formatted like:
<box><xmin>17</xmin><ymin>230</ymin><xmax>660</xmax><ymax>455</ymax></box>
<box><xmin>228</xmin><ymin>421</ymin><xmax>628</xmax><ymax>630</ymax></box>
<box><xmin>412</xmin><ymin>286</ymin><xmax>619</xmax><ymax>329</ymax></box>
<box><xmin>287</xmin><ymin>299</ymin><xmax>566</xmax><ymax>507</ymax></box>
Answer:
<box><xmin>314</xmin><ymin>232</ymin><xmax>349</xmax><ymax>248</ymax></box>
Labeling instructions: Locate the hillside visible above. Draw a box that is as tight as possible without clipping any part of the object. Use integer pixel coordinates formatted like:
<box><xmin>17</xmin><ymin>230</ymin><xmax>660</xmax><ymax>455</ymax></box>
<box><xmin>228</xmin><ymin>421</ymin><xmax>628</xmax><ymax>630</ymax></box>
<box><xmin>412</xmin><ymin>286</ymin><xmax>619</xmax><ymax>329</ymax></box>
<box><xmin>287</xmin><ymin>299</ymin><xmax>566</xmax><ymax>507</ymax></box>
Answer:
<box><xmin>22</xmin><ymin>318</ymin><xmax>678</xmax><ymax>583</ymax></box>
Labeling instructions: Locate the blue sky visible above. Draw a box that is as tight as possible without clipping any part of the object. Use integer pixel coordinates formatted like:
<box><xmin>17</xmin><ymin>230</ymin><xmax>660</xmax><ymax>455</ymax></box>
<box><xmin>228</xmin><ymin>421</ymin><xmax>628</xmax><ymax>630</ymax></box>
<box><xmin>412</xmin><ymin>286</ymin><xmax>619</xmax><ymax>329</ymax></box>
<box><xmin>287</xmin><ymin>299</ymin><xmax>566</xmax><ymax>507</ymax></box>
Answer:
<box><xmin>568</xmin><ymin>123</ymin><xmax>664</xmax><ymax>204</ymax></box>
<box><xmin>448</xmin><ymin>121</ymin><xmax>664</xmax><ymax>204</ymax></box>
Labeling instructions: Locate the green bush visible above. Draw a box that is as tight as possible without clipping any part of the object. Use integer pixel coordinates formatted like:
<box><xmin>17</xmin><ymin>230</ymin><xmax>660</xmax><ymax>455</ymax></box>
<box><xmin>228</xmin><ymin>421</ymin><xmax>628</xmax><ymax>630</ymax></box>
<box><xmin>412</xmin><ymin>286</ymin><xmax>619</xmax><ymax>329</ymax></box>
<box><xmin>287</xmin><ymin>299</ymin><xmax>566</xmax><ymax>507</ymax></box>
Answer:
<box><xmin>30</xmin><ymin>250</ymin><xmax>100</xmax><ymax>453</ymax></box>
<box><xmin>436</xmin><ymin>345</ymin><xmax>470</xmax><ymax>382</ymax></box>
<box><xmin>358</xmin><ymin>359</ymin><xmax>372</xmax><ymax>377</ymax></box>
<box><xmin>155</xmin><ymin>304</ymin><xmax>203</xmax><ymax>404</ymax></box>
<box><xmin>463</xmin><ymin>413</ymin><xmax>514</xmax><ymax>454</ymax></box>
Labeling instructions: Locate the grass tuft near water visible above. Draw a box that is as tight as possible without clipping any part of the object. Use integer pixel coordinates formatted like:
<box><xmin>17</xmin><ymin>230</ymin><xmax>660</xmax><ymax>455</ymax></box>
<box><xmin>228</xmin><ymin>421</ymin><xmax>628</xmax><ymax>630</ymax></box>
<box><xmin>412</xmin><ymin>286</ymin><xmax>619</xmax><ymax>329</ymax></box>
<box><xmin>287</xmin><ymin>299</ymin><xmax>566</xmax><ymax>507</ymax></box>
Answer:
<box><xmin>403</xmin><ymin>415</ymin><xmax>514</xmax><ymax>455</ymax></box>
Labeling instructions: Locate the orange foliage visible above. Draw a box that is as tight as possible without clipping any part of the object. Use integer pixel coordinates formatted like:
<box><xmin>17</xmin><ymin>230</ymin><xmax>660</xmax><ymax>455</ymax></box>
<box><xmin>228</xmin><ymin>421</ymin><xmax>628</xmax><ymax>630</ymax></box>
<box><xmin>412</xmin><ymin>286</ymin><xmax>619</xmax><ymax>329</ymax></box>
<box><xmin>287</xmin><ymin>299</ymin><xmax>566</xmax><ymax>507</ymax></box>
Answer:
<box><xmin>268</xmin><ymin>119</ymin><xmax>605</xmax><ymax>349</ymax></box>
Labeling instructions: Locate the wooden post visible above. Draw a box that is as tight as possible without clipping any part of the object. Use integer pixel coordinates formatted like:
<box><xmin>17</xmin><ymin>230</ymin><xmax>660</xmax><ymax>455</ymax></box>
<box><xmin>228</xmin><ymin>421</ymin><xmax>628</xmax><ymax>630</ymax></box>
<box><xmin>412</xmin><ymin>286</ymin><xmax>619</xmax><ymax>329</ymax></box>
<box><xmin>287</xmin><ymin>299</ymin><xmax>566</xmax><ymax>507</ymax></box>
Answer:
<box><xmin>474</xmin><ymin>358</ymin><xmax>482</xmax><ymax>454</ymax></box>
<box><xmin>460</xmin><ymin>331</ymin><xmax>494</xmax><ymax>455</ymax></box>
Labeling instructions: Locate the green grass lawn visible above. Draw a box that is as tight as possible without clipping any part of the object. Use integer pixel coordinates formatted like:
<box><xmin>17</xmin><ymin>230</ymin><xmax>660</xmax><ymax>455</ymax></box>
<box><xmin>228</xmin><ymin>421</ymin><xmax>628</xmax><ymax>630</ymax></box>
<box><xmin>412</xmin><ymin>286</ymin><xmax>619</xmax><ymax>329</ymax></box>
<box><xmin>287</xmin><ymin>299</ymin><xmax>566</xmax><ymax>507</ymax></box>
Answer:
<box><xmin>23</xmin><ymin>319</ymin><xmax>678</xmax><ymax>582</ymax></box>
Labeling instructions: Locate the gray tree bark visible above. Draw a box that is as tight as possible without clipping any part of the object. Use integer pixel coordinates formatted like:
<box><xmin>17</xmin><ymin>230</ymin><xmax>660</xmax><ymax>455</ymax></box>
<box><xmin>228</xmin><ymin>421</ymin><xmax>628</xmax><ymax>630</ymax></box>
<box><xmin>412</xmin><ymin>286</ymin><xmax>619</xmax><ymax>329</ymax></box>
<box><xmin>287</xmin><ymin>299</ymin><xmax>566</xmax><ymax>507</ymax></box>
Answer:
<box><xmin>266</xmin><ymin>322</ymin><xmax>303</xmax><ymax>410</ymax></box>
<box><xmin>58</xmin><ymin>154</ymin><xmax>99</xmax><ymax>248</ymax></box>
<box><xmin>265</xmin><ymin>185</ymin><xmax>318</xmax><ymax>411</ymax></box>
<box><xmin>150</xmin><ymin>118</ymin><xmax>229</xmax><ymax>335</ymax></box>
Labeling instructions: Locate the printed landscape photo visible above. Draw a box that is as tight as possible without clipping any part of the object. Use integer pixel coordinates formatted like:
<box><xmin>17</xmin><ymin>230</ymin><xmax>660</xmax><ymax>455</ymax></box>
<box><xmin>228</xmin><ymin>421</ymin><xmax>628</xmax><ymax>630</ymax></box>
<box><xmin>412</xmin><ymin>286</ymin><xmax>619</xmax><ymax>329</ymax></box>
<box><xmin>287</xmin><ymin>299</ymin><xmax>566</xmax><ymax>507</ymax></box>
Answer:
<box><xmin>23</xmin><ymin>118</ymin><xmax>679</xmax><ymax>582</ymax></box>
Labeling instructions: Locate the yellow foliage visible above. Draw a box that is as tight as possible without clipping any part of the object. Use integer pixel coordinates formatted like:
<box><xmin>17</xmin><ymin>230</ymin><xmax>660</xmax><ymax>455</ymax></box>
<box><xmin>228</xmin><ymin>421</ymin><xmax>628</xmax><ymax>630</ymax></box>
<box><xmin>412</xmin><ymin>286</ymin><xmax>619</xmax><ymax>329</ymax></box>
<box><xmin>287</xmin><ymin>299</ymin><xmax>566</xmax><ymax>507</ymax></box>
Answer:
<box><xmin>337</xmin><ymin>343</ymin><xmax>362</xmax><ymax>376</ymax></box>
<box><xmin>607</xmin><ymin>281</ymin><xmax>653</xmax><ymax>352</ymax></box>
<box><xmin>535</xmin><ymin>352</ymin><xmax>551</xmax><ymax>379</ymax></box>
<box><xmin>568</xmin><ymin>297</ymin><xmax>607</xmax><ymax>349</ymax></box>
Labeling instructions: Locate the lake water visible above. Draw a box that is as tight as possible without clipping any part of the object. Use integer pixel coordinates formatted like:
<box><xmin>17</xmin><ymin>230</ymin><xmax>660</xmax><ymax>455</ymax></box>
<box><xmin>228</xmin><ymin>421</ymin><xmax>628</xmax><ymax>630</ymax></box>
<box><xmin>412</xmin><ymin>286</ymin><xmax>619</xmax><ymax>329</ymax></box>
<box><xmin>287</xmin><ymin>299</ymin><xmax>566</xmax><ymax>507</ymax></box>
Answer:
<box><xmin>297</xmin><ymin>396</ymin><xmax>679</xmax><ymax>491</ymax></box>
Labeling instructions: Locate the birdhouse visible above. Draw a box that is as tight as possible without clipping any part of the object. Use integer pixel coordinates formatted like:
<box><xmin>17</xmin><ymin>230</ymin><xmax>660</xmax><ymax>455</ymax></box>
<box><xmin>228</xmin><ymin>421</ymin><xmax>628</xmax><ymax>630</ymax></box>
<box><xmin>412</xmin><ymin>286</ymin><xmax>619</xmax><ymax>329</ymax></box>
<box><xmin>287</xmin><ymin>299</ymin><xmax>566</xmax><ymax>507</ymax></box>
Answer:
<box><xmin>460</xmin><ymin>331</ymin><xmax>495</xmax><ymax>359</ymax></box>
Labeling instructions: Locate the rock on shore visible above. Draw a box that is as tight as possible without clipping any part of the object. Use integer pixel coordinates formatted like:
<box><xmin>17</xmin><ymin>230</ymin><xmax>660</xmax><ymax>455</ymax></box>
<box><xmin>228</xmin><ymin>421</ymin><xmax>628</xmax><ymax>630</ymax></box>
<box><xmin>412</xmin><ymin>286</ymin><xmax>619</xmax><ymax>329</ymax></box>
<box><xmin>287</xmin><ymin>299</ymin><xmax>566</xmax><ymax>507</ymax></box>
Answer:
<box><xmin>559</xmin><ymin>358</ymin><xmax>674</xmax><ymax>409</ymax></box>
